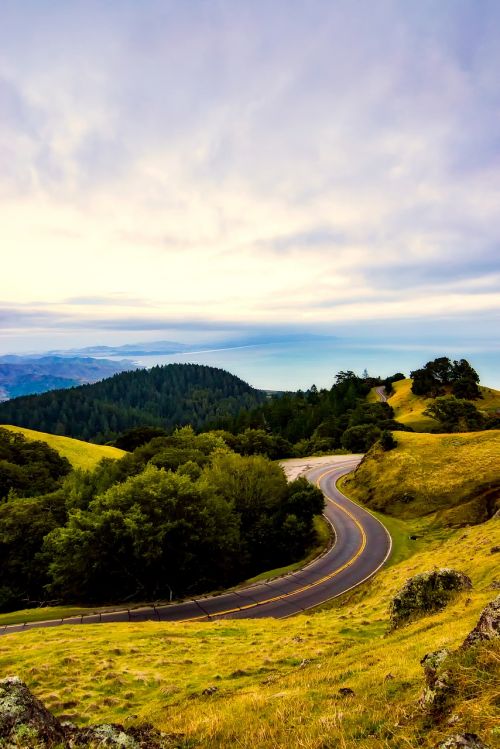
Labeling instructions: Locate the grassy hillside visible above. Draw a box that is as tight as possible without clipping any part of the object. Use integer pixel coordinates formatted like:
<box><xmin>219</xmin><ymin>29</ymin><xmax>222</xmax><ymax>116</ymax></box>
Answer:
<box><xmin>344</xmin><ymin>430</ymin><xmax>500</xmax><ymax>525</ymax></box>
<box><xmin>0</xmin><ymin>513</ymin><xmax>498</xmax><ymax>748</ymax></box>
<box><xmin>370</xmin><ymin>378</ymin><xmax>500</xmax><ymax>432</ymax></box>
<box><xmin>0</xmin><ymin>425</ymin><xmax>125</xmax><ymax>470</ymax></box>
<box><xmin>385</xmin><ymin>378</ymin><xmax>437</xmax><ymax>430</ymax></box>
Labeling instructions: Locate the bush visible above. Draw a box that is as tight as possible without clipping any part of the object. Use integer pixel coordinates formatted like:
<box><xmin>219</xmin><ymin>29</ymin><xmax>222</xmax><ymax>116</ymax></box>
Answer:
<box><xmin>380</xmin><ymin>430</ymin><xmax>397</xmax><ymax>451</ymax></box>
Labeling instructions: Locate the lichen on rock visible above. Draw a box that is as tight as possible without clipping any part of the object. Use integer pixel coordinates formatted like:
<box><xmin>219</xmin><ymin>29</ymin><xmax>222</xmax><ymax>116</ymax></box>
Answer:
<box><xmin>461</xmin><ymin>595</ymin><xmax>500</xmax><ymax>648</ymax></box>
<box><xmin>389</xmin><ymin>569</ymin><xmax>472</xmax><ymax>628</ymax></box>
<box><xmin>0</xmin><ymin>676</ymin><xmax>171</xmax><ymax>748</ymax></box>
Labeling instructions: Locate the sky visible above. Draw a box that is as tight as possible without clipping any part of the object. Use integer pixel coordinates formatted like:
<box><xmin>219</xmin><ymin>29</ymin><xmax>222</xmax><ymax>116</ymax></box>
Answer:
<box><xmin>1</xmin><ymin>1</ymin><xmax>500</xmax><ymax>377</ymax></box>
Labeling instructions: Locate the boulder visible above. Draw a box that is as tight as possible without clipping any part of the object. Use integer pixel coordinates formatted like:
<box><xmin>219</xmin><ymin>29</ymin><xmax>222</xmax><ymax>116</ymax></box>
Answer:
<box><xmin>0</xmin><ymin>677</ymin><xmax>170</xmax><ymax>747</ymax></box>
<box><xmin>0</xmin><ymin>676</ymin><xmax>66</xmax><ymax>746</ymax></box>
<box><xmin>462</xmin><ymin>595</ymin><xmax>500</xmax><ymax>648</ymax></box>
<box><xmin>390</xmin><ymin>569</ymin><xmax>472</xmax><ymax>628</ymax></box>
<box><xmin>437</xmin><ymin>734</ymin><xmax>490</xmax><ymax>749</ymax></box>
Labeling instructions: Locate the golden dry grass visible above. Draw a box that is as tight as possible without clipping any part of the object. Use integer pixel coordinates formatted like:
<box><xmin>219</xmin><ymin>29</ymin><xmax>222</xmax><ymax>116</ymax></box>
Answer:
<box><xmin>371</xmin><ymin>379</ymin><xmax>500</xmax><ymax>432</ymax></box>
<box><xmin>385</xmin><ymin>379</ymin><xmax>438</xmax><ymax>431</ymax></box>
<box><xmin>1</xmin><ymin>425</ymin><xmax>126</xmax><ymax>470</ymax></box>
<box><xmin>1</xmin><ymin>513</ymin><xmax>498</xmax><ymax>748</ymax></box>
<box><xmin>345</xmin><ymin>430</ymin><xmax>500</xmax><ymax>524</ymax></box>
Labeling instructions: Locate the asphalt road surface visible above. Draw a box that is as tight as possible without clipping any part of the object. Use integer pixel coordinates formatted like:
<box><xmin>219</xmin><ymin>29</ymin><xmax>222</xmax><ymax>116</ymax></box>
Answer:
<box><xmin>1</xmin><ymin>456</ymin><xmax>392</xmax><ymax>635</ymax></box>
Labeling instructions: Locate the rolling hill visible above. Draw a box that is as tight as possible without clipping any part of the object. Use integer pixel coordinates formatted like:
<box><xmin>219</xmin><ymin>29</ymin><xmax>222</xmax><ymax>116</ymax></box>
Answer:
<box><xmin>343</xmin><ymin>429</ymin><xmax>500</xmax><ymax>525</ymax></box>
<box><xmin>370</xmin><ymin>378</ymin><xmax>500</xmax><ymax>431</ymax></box>
<box><xmin>0</xmin><ymin>425</ymin><xmax>126</xmax><ymax>470</ymax></box>
<box><xmin>0</xmin><ymin>363</ymin><xmax>266</xmax><ymax>443</ymax></box>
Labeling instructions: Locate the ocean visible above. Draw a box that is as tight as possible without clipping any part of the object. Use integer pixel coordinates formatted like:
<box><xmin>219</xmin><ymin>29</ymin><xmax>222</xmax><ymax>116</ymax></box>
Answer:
<box><xmin>104</xmin><ymin>338</ymin><xmax>500</xmax><ymax>391</ymax></box>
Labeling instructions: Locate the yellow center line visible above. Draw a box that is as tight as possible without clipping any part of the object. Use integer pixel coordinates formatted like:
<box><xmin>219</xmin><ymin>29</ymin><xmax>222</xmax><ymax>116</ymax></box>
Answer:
<box><xmin>175</xmin><ymin>464</ymin><xmax>366</xmax><ymax>622</ymax></box>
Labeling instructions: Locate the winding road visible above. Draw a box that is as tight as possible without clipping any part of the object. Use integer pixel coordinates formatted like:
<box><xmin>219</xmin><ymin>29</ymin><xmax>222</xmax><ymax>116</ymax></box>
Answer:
<box><xmin>1</xmin><ymin>456</ymin><xmax>392</xmax><ymax>635</ymax></box>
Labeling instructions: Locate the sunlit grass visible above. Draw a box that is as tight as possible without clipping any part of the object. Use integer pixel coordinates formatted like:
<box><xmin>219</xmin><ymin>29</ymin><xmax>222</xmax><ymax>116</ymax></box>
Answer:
<box><xmin>369</xmin><ymin>379</ymin><xmax>500</xmax><ymax>432</ymax></box>
<box><xmin>345</xmin><ymin>429</ymin><xmax>500</xmax><ymax>524</ymax></box>
<box><xmin>1</xmin><ymin>425</ymin><xmax>126</xmax><ymax>469</ymax></box>
<box><xmin>1</xmin><ymin>511</ymin><xmax>498</xmax><ymax>748</ymax></box>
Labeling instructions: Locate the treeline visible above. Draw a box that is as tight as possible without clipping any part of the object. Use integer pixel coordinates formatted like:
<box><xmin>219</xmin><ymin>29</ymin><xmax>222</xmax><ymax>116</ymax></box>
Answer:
<box><xmin>215</xmin><ymin>370</ymin><xmax>413</xmax><ymax>455</ymax></box>
<box><xmin>0</xmin><ymin>364</ymin><xmax>266</xmax><ymax>443</ymax></box>
<box><xmin>0</xmin><ymin>427</ymin><xmax>324</xmax><ymax>612</ymax></box>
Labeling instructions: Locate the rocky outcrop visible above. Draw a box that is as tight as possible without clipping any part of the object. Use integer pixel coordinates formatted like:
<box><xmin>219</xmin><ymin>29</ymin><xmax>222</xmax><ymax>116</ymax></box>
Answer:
<box><xmin>0</xmin><ymin>676</ymin><xmax>171</xmax><ymax>747</ymax></box>
<box><xmin>420</xmin><ymin>596</ymin><xmax>499</xmax><ymax>727</ymax></box>
<box><xmin>390</xmin><ymin>569</ymin><xmax>472</xmax><ymax>628</ymax></box>
<box><xmin>420</xmin><ymin>650</ymin><xmax>454</xmax><ymax>718</ymax></box>
<box><xmin>0</xmin><ymin>676</ymin><xmax>66</xmax><ymax>746</ymax></box>
<box><xmin>461</xmin><ymin>595</ymin><xmax>500</xmax><ymax>648</ymax></box>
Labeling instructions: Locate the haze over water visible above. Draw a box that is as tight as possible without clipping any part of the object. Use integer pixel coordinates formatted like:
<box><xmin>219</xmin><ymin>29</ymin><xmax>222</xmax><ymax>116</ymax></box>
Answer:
<box><xmin>109</xmin><ymin>338</ymin><xmax>500</xmax><ymax>392</ymax></box>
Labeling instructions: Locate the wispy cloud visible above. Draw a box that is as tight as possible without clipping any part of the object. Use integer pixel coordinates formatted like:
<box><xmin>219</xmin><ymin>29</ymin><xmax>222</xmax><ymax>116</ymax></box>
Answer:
<box><xmin>1</xmin><ymin>0</ymin><xmax>500</xmax><ymax>350</ymax></box>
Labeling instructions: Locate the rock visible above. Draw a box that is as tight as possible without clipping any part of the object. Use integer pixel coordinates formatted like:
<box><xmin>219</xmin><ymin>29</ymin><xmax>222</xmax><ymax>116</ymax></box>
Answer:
<box><xmin>67</xmin><ymin>723</ymin><xmax>140</xmax><ymax>747</ymax></box>
<box><xmin>436</xmin><ymin>733</ymin><xmax>490</xmax><ymax>749</ymax></box>
<box><xmin>384</xmin><ymin>673</ymin><xmax>395</xmax><ymax>681</ymax></box>
<box><xmin>202</xmin><ymin>686</ymin><xmax>219</xmax><ymax>696</ymax></box>
<box><xmin>338</xmin><ymin>687</ymin><xmax>355</xmax><ymax>697</ymax></box>
<box><xmin>0</xmin><ymin>677</ymin><xmax>170</xmax><ymax>748</ymax></box>
<box><xmin>488</xmin><ymin>580</ymin><xmax>500</xmax><ymax>590</ymax></box>
<box><xmin>389</xmin><ymin>569</ymin><xmax>472</xmax><ymax>628</ymax></box>
<box><xmin>420</xmin><ymin>650</ymin><xmax>454</xmax><ymax>718</ymax></box>
<box><xmin>421</xmin><ymin>649</ymin><xmax>450</xmax><ymax>684</ymax></box>
<box><xmin>490</xmin><ymin>546</ymin><xmax>500</xmax><ymax>554</ymax></box>
<box><xmin>0</xmin><ymin>676</ymin><xmax>66</xmax><ymax>746</ymax></box>
<box><xmin>462</xmin><ymin>595</ymin><xmax>500</xmax><ymax>648</ymax></box>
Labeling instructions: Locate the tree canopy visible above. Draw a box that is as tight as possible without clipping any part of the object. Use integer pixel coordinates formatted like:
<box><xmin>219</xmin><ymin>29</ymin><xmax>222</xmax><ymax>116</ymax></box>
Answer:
<box><xmin>411</xmin><ymin>358</ymin><xmax>481</xmax><ymax>399</ymax></box>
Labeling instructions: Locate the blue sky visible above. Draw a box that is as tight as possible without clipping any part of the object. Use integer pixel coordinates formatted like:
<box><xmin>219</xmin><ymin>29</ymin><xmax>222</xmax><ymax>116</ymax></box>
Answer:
<box><xmin>1</xmin><ymin>1</ymin><xmax>499</xmax><ymax>370</ymax></box>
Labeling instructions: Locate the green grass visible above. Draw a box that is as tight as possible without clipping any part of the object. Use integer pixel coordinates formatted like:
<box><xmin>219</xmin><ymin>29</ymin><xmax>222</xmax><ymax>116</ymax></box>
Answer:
<box><xmin>0</xmin><ymin>607</ymin><xmax>106</xmax><ymax>627</ymax></box>
<box><xmin>1</xmin><ymin>425</ymin><xmax>126</xmax><ymax>469</ymax></box>
<box><xmin>345</xmin><ymin>429</ymin><xmax>500</xmax><ymax>524</ymax></box>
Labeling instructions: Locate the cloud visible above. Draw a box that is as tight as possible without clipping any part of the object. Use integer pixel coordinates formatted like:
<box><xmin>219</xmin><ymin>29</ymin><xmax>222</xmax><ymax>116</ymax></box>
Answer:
<box><xmin>1</xmin><ymin>0</ymin><xmax>500</xmax><ymax>351</ymax></box>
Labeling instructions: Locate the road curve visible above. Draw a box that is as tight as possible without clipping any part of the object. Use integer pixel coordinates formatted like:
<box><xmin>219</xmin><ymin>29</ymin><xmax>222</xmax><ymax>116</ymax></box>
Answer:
<box><xmin>1</xmin><ymin>457</ymin><xmax>392</xmax><ymax>635</ymax></box>
<box><xmin>375</xmin><ymin>385</ymin><xmax>388</xmax><ymax>402</ymax></box>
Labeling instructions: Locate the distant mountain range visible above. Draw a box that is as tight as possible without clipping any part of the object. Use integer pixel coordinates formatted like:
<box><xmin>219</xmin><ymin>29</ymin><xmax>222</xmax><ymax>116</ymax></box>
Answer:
<box><xmin>48</xmin><ymin>340</ymin><xmax>190</xmax><ymax>357</ymax></box>
<box><xmin>0</xmin><ymin>334</ymin><xmax>338</xmax><ymax>401</ymax></box>
<box><xmin>0</xmin><ymin>356</ymin><xmax>138</xmax><ymax>401</ymax></box>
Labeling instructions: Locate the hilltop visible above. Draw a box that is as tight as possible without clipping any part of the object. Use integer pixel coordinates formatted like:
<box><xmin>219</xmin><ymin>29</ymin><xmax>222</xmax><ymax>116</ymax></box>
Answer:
<box><xmin>0</xmin><ymin>425</ymin><xmax>126</xmax><ymax>470</ymax></box>
<box><xmin>0</xmin><ymin>363</ymin><xmax>266</xmax><ymax>442</ymax></box>
<box><xmin>369</xmin><ymin>378</ymin><xmax>500</xmax><ymax>432</ymax></box>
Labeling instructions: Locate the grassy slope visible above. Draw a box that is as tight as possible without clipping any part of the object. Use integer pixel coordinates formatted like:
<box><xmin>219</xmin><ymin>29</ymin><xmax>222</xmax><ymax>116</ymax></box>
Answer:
<box><xmin>0</xmin><ymin>515</ymin><xmax>498</xmax><ymax>748</ymax></box>
<box><xmin>370</xmin><ymin>379</ymin><xmax>500</xmax><ymax>432</ymax></box>
<box><xmin>1</xmin><ymin>424</ymin><xmax>126</xmax><ymax>470</ymax></box>
<box><xmin>344</xmin><ymin>430</ymin><xmax>500</xmax><ymax>524</ymax></box>
<box><xmin>385</xmin><ymin>378</ymin><xmax>437</xmax><ymax>431</ymax></box>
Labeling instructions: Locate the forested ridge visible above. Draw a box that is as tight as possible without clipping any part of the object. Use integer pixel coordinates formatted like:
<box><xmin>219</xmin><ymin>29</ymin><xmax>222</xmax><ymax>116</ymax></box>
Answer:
<box><xmin>0</xmin><ymin>363</ymin><xmax>266</xmax><ymax>442</ymax></box>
